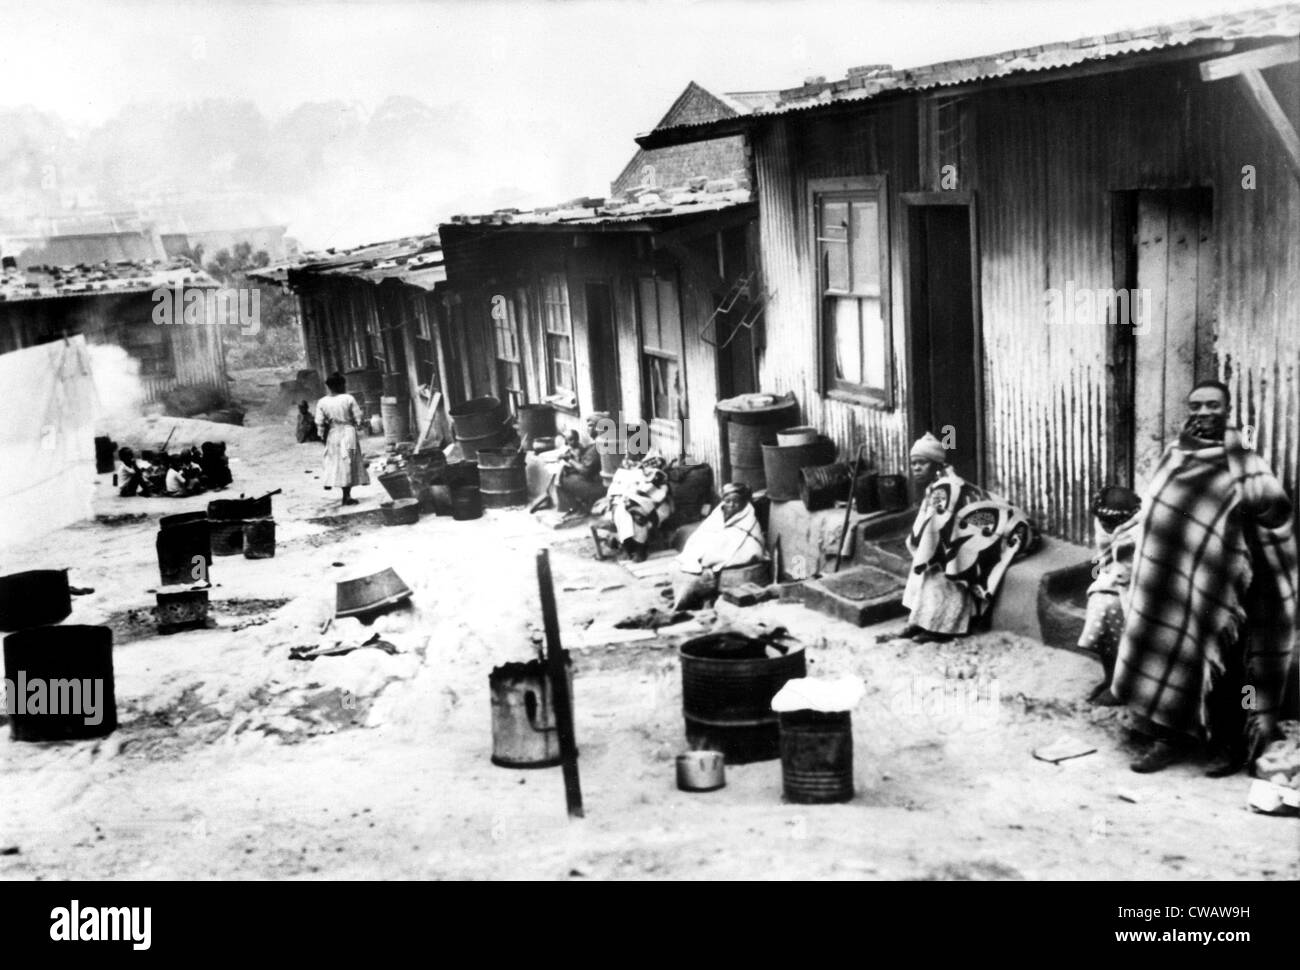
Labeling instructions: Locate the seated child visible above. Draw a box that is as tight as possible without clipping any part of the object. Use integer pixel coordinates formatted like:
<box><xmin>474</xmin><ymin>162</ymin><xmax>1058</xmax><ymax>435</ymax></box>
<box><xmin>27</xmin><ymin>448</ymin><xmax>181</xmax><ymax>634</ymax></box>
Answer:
<box><xmin>1080</xmin><ymin>485</ymin><xmax>1141</xmax><ymax>705</ymax></box>
<box><xmin>116</xmin><ymin>447</ymin><xmax>153</xmax><ymax>497</ymax></box>
<box><xmin>165</xmin><ymin>454</ymin><xmax>204</xmax><ymax>497</ymax></box>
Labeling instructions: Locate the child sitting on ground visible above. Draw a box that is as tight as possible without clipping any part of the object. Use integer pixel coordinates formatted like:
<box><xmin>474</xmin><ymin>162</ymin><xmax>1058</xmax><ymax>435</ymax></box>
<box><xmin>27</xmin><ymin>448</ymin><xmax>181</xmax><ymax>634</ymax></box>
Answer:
<box><xmin>1080</xmin><ymin>484</ymin><xmax>1141</xmax><ymax>705</ymax></box>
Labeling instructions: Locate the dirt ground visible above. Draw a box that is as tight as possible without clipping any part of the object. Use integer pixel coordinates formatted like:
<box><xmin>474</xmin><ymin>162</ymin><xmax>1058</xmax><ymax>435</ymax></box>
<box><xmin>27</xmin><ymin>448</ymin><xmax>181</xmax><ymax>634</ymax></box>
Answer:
<box><xmin>1</xmin><ymin>366</ymin><xmax>1296</xmax><ymax>881</ymax></box>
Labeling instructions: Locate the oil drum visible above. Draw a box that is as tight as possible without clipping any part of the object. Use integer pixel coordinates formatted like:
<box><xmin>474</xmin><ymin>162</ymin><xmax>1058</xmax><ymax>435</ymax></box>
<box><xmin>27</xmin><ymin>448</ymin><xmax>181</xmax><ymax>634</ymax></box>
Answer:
<box><xmin>477</xmin><ymin>448</ymin><xmax>527</xmax><ymax>508</ymax></box>
<box><xmin>0</xmin><ymin>569</ymin><xmax>72</xmax><ymax>630</ymax></box>
<box><xmin>779</xmin><ymin>709</ymin><xmax>854</xmax><ymax>804</ymax></box>
<box><xmin>156</xmin><ymin>512</ymin><xmax>211</xmax><ymax>585</ymax></box>
<box><xmin>679</xmin><ymin>633</ymin><xmax>806</xmax><ymax>764</ymax></box>
<box><xmin>2</xmin><ymin>624</ymin><xmax>117</xmax><ymax>741</ymax></box>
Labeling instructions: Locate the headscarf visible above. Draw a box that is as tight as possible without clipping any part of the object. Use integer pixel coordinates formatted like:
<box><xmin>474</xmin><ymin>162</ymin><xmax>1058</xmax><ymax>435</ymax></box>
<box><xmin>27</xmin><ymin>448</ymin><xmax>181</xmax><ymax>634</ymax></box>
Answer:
<box><xmin>721</xmin><ymin>482</ymin><xmax>752</xmax><ymax>505</ymax></box>
<box><xmin>910</xmin><ymin>432</ymin><xmax>947</xmax><ymax>465</ymax></box>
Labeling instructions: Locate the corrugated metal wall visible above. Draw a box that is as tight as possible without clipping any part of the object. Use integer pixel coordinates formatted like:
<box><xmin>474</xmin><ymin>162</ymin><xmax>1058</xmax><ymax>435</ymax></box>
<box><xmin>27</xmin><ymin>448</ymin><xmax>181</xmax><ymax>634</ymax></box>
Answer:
<box><xmin>753</xmin><ymin>59</ymin><xmax>1300</xmax><ymax>543</ymax></box>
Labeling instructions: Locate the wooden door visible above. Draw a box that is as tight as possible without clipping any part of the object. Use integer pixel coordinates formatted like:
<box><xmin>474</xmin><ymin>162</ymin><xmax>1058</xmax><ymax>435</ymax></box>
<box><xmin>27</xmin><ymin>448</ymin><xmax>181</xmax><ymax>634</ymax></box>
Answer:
<box><xmin>1132</xmin><ymin>189</ymin><xmax>1215</xmax><ymax>487</ymax></box>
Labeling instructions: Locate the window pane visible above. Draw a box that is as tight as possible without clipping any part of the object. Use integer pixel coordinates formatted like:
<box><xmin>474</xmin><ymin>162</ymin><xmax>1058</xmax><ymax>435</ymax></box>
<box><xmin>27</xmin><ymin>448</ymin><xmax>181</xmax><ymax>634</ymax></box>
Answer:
<box><xmin>850</xmin><ymin>200</ymin><xmax>880</xmax><ymax>293</ymax></box>
<box><xmin>646</xmin><ymin>354</ymin><xmax>681</xmax><ymax>422</ymax></box>
<box><xmin>656</xmin><ymin>278</ymin><xmax>682</xmax><ymax>356</ymax></box>
<box><xmin>861</xmin><ymin>298</ymin><xmax>887</xmax><ymax>390</ymax></box>
<box><xmin>820</xmin><ymin>200</ymin><xmax>849</xmax><ymax>293</ymax></box>
<box><xmin>638</xmin><ymin>278</ymin><xmax>660</xmax><ymax>349</ymax></box>
<box><xmin>830</xmin><ymin>297</ymin><xmax>862</xmax><ymax>385</ymax></box>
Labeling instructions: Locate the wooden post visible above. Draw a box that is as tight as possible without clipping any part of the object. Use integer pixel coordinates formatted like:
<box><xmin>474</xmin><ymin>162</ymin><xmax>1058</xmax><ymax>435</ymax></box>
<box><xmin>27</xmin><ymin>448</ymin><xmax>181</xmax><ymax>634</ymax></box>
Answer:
<box><xmin>535</xmin><ymin>548</ymin><xmax>584</xmax><ymax>818</ymax></box>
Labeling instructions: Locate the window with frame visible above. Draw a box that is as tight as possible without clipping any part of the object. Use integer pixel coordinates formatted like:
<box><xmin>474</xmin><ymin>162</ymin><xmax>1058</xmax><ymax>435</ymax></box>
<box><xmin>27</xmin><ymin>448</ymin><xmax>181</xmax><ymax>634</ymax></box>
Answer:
<box><xmin>412</xmin><ymin>296</ymin><xmax>438</xmax><ymax>390</ymax></box>
<box><xmin>491</xmin><ymin>291</ymin><xmax>524</xmax><ymax>404</ymax></box>
<box><xmin>637</xmin><ymin>275</ymin><xmax>684</xmax><ymax>425</ymax></box>
<box><xmin>814</xmin><ymin>177</ymin><xmax>892</xmax><ymax>404</ymax></box>
<box><xmin>541</xmin><ymin>273</ymin><xmax>576</xmax><ymax>398</ymax></box>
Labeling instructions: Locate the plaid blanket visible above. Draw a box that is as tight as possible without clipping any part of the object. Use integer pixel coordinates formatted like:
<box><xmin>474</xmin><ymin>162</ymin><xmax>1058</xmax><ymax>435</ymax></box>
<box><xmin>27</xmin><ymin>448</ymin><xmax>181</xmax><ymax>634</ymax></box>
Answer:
<box><xmin>906</xmin><ymin>469</ymin><xmax>1035</xmax><ymax>616</ymax></box>
<box><xmin>1112</xmin><ymin>430</ymin><xmax>1298</xmax><ymax>740</ymax></box>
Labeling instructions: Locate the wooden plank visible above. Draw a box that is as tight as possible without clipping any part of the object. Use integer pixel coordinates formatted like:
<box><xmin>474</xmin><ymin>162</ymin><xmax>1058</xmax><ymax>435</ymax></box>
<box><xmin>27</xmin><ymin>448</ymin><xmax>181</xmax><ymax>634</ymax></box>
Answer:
<box><xmin>1134</xmin><ymin>193</ymin><xmax>1169</xmax><ymax>489</ymax></box>
<box><xmin>1194</xmin><ymin>200</ymin><xmax>1217</xmax><ymax>382</ymax></box>
<box><xmin>1234</xmin><ymin>68</ymin><xmax>1300</xmax><ymax>181</ymax></box>
<box><xmin>1198</xmin><ymin>40</ymin><xmax>1299</xmax><ymax>82</ymax></box>
<box><xmin>535</xmin><ymin>549</ymin><xmax>583</xmax><ymax>819</ymax></box>
<box><xmin>1163</xmin><ymin>194</ymin><xmax>1200</xmax><ymax>436</ymax></box>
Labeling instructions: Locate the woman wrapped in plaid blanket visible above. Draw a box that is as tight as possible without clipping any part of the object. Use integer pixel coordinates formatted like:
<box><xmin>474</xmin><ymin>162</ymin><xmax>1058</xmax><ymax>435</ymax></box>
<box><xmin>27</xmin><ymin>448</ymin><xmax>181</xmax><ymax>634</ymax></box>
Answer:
<box><xmin>1115</xmin><ymin>381</ymin><xmax>1298</xmax><ymax>775</ymax></box>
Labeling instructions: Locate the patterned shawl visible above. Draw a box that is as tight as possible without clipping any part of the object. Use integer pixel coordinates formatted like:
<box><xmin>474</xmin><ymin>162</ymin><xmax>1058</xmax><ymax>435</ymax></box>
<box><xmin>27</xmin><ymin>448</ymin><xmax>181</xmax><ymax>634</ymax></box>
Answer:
<box><xmin>906</xmin><ymin>468</ymin><xmax>1034</xmax><ymax>616</ymax></box>
<box><xmin>1112</xmin><ymin>430</ymin><xmax>1298</xmax><ymax>740</ymax></box>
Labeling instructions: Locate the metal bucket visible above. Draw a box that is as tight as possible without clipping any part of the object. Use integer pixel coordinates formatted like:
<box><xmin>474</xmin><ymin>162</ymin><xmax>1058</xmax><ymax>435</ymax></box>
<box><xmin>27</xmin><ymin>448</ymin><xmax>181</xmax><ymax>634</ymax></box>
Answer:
<box><xmin>156</xmin><ymin>512</ymin><xmax>211</xmax><ymax>585</ymax></box>
<box><xmin>155</xmin><ymin>588</ymin><xmax>209</xmax><ymax>633</ymax></box>
<box><xmin>209</xmin><ymin>519</ymin><xmax>244</xmax><ymax>557</ymax></box>
<box><xmin>489</xmin><ymin>655</ymin><xmax>574</xmax><ymax>768</ymax></box>
<box><xmin>800</xmin><ymin>462</ymin><xmax>851</xmax><ymax>512</ymax></box>
<box><xmin>0</xmin><ymin>569</ymin><xmax>71</xmax><ymax>630</ymax></box>
<box><xmin>451</xmin><ymin>486</ymin><xmax>483</xmax><ymax>521</ymax></box>
<box><xmin>477</xmin><ymin>447</ymin><xmax>527</xmax><ymax>508</ymax></box>
<box><xmin>335</xmin><ymin>567</ymin><xmax>413</xmax><ymax>619</ymax></box>
<box><xmin>679</xmin><ymin>632</ymin><xmax>807</xmax><ymax>764</ymax></box>
<box><xmin>676</xmin><ymin>750</ymin><xmax>726</xmax><ymax>792</ymax></box>
<box><xmin>2</xmin><ymin>625</ymin><xmax>117</xmax><ymax>741</ymax></box>
<box><xmin>874</xmin><ymin>473</ymin><xmax>910</xmax><ymax>512</ymax></box>
<box><xmin>779</xmin><ymin>709</ymin><xmax>854</xmax><ymax>804</ymax></box>
<box><xmin>381</xmin><ymin>498</ymin><xmax>420</xmax><ymax>526</ymax></box>
<box><xmin>762</xmin><ymin>437</ymin><xmax>836</xmax><ymax>502</ymax></box>
<box><xmin>381</xmin><ymin>396</ymin><xmax>410</xmax><ymax>446</ymax></box>
<box><xmin>378</xmin><ymin>470</ymin><xmax>414</xmax><ymax>501</ymax></box>
<box><xmin>243</xmin><ymin>518</ymin><xmax>276</xmax><ymax>558</ymax></box>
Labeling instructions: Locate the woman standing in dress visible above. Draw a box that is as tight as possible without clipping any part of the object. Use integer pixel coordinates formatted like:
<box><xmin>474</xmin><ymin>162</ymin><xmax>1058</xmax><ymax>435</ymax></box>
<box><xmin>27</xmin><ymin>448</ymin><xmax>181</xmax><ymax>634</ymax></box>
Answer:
<box><xmin>315</xmin><ymin>373</ymin><xmax>369</xmax><ymax>506</ymax></box>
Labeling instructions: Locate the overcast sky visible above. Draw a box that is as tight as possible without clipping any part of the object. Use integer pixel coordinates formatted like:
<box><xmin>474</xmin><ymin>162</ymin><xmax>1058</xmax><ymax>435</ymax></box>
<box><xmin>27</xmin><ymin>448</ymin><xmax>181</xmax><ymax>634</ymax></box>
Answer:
<box><xmin>0</xmin><ymin>0</ymin><xmax>1278</xmax><ymax>246</ymax></box>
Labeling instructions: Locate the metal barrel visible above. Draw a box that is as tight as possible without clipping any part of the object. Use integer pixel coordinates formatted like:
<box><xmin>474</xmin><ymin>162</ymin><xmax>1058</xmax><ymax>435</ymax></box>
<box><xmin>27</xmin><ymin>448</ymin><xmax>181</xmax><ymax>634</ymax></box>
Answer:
<box><xmin>156</xmin><ymin>512</ymin><xmax>211</xmax><ymax>585</ymax></box>
<box><xmin>476</xmin><ymin>448</ymin><xmax>527</xmax><ymax>508</ymax></box>
<box><xmin>380</xmin><ymin>396</ymin><xmax>411</xmax><ymax>446</ymax></box>
<box><xmin>800</xmin><ymin>462</ymin><xmax>851</xmax><ymax>512</ymax></box>
<box><xmin>489</xmin><ymin>654</ymin><xmax>574</xmax><ymax>768</ymax></box>
<box><xmin>2</xmin><ymin>624</ymin><xmax>117</xmax><ymax>742</ymax></box>
<box><xmin>208</xmin><ymin>495</ymin><xmax>271</xmax><ymax>520</ymax></box>
<box><xmin>94</xmin><ymin>436</ymin><xmax>117</xmax><ymax>474</ymax></box>
<box><xmin>728</xmin><ymin>420</ymin><xmax>771</xmax><ymax>491</ymax></box>
<box><xmin>243</xmin><ymin>518</ymin><xmax>276</xmax><ymax>558</ymax></box>
<box><xmin>450</xmin><ymin>485</ymin><xmax>483</xmax><ymax>521</ymax></box>
<box><xmin>668</xmin><ymin>462</ymin><xmax>713</xmax><ymax>522</ymax></box>
<box><xmin>0</xmin><ymin>569</ymin><xmax>71</xmax><ymax>630</ymax></box>
<box><xmin>450</xmin><ymin>396</ymin><xmax>508</xmax><ymax>439</ymax></box>
<box><xmin>209</xmin><ymin>519</ymin><xmax>244</xmax><ymax>557</ymax></box>
<box><xmin>455</xmin><ymin>425</ymin><xmax>516</xmax><ymax>461</ymax></box>
<box><xmin>762</xmin><ymin>436</ymin><xmax>836</xmax><ymax>502</ymax></box>
<box><xmin>778</xmin><ymin>709</ymin><xmax>855</xmax><ymax>804</ymax></box>
<box><xmin>678</xmin><ymin>633</ymin><xmax>807</xmax><ymax>764</ymax></box>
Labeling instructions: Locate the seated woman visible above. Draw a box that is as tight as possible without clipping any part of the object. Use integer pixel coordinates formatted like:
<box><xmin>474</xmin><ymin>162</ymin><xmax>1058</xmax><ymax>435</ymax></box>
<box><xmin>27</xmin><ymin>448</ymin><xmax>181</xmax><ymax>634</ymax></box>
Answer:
<box><xmin>897</xmin><ymin>432</ymin><xmax>1035</xmax><ymax>642</ymax></box>
<box><xmin>555</xmin><ymin>428</ymin><xmax>605</xmax><ymax>514</ymax></box>
<box><xmin>595</xmin><ymin>453</ymin><xmax>674</xmax><ymax>562</ymax></box>
<box><xmin>672</xmin><ymin>482</ymin><xmax>766</xmax><ymax>609</ymax></box>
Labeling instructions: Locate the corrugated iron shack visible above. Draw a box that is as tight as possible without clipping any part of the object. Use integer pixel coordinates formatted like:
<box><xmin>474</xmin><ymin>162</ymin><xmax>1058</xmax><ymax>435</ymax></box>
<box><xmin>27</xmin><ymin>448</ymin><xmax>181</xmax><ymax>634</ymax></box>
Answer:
<box><xmin>0</xmin><ymin>260</ymin><xmax>230</xmax><ymax>406</ymax></box>
<box><xmin>436</xmin><ymin>187</ymin><xmax>760</xmax><ymax>471</ymax></box>
<box><xmin>638</xmin><ymin>4</ymin><xmax>1300</xmax><ymax>543</ymax></box>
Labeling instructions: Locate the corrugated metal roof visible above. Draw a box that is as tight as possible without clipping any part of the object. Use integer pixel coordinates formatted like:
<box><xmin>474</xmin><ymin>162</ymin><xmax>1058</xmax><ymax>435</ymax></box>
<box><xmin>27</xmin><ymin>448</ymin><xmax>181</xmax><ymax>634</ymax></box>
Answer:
<box><xmin>251</xmin><ymin>233</ymin><xmax>444</xmax><ymax>288</ymax></box>
<box><xmin>0</xmin><ymin>260</ymin><xmax>219</xmax><ymax>303</ymax></box>
<box><xmin>443</xmin><ymin>185</ymin><xmax>752</xmax><ymax>233</ymax></box>
<box><xmin>641</xmin><ymin>3</ymin><xmax>1300</xmax><ymax>140</ymax></box>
